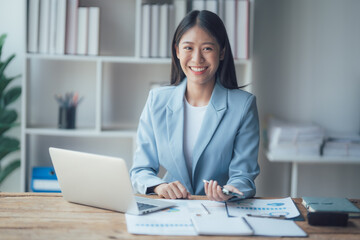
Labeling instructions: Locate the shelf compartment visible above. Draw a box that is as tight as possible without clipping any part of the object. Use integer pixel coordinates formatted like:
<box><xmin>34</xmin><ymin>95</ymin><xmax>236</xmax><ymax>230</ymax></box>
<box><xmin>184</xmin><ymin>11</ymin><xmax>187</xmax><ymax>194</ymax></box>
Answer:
<box><xmin>25</xmin><ymin>134</ymin><xmax>136</xmax><ymax>191</ymax></box>
<box><xmin>79</xmin><ymin>0</ymin><xmax>136</xmax><ymax>57</ymax></box>
<box><xmin>25</xmin><ymin>59</ymin><xmax>97</xmax><ymax>129</ymax></box>
<box><xmin>101</xmin><ymin>62</ymin><xmax>171</xmax><ymax>130</ymax></box>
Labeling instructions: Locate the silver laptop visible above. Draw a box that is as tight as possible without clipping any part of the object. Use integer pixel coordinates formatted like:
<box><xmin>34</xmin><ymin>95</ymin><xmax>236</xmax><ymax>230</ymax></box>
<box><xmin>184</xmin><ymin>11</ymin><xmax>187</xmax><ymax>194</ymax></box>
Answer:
<box><xmin>49</xmin><ymin>147</ymin><xmax>174</xmax><ymax>215</ymax></box>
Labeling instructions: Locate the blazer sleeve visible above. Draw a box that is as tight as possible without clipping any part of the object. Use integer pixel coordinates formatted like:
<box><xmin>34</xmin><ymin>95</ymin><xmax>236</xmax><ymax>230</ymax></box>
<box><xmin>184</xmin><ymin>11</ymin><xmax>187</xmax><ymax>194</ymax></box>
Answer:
<box><xmin>227</xmin><ymin>95</ymin><xmax>260</xmax><ymax>198</ymax></box>
<box><xmin>130</xmin><ymin>90</ymin><xmax>167</xmax><ymax>194</ymax></box>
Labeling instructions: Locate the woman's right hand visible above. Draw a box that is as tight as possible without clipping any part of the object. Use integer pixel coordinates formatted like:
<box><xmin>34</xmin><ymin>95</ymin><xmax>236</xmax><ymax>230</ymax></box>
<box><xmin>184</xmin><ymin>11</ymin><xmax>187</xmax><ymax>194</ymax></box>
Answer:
<box><xmin>154</xmin><ymin>181</ymin><xmax>191</xmax><ymax>199</ymax></box>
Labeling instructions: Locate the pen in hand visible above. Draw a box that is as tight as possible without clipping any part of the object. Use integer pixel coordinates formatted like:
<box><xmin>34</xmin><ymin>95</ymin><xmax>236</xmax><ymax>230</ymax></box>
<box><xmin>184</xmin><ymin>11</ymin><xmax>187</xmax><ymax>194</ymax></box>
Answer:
<box><xmin>203</xmin><ymin>180</ymin><xmax>244</xmax><ymax>198</ymax></box>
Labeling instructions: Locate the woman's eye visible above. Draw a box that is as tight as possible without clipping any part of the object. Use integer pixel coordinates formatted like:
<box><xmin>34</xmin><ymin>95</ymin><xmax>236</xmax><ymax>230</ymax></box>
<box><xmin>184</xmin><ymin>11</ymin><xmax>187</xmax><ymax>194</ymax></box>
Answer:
<box><xmin>204</xmin><ymin>47</ymin><xmax>213</xmax><ymax>51</ymax></box>
<box><xmin>184</xmin><ymin>46</ymin><xmax>192</xmax><ymax>50</ymax></box>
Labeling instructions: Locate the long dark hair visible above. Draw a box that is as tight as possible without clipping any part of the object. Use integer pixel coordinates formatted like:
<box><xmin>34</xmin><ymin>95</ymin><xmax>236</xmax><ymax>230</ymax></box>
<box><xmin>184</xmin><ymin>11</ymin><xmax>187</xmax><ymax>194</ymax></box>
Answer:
<box><xmin>171</xmin><ymin>10</ymin><xmax>239</xmax><ymax>89</ymax></box>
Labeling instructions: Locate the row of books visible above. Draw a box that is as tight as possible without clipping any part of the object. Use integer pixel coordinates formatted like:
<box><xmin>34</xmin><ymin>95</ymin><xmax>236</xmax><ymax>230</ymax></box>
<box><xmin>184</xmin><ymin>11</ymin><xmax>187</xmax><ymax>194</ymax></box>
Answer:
<box><xmin>191</xmin><ymin>0</ymin><xmax>250</xmax><ymax>59</ymax></box>
<box><xmin>141</xmin><ymin>0</ymin><xmax>249</xmax><ymax>59</ymax></box>
<box><xmin>141</xmin><ymin>0</ymin><xmax>187</xmax><ymax>58</ymax></box>
<box><xmin>28</xmin><ymin>0</ymin><xmax>100</xmax><ymax>56</ymax></box>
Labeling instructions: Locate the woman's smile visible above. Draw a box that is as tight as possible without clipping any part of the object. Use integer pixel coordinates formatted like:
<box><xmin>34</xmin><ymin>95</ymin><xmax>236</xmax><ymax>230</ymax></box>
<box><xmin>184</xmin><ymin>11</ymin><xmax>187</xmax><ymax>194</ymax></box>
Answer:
<box><xmin>189</xmin><ymin>66</ymin><xmax>208</xmax><ymax>75</ymax></box>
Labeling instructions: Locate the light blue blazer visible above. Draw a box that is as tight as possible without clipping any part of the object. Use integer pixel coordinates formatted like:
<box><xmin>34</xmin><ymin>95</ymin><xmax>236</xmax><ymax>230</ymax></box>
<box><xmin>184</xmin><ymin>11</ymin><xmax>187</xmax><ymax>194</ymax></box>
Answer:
<box><xmin>130</xmin><ymin>79</ymin><xmax>260</xmax><ymax>198</ymax></box>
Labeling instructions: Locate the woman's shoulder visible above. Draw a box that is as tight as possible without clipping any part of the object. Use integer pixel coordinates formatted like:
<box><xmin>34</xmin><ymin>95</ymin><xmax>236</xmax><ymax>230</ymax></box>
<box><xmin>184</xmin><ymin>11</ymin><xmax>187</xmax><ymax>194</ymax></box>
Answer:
<box><xmin>147</xmin><ymin>85</ymin><xmax>177</xmax><ymax>108</ymax></box>
<box><xmin>227</xmin><ymin>88</ymin><xmax>255</xmax><ymax>103</ymax></box>
<box><xmin>150</xmin><ymin>85</ymin><xmax>176</xmax><ymax>99</ymax></box>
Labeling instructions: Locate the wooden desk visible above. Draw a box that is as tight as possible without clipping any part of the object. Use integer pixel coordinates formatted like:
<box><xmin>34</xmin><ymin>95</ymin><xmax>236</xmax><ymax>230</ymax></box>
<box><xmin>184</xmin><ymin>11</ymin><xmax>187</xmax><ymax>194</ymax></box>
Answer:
<box><xmin>1</xmin><ymin>193</ymin><xmax>360</xmax><ymax>240</ymax></box>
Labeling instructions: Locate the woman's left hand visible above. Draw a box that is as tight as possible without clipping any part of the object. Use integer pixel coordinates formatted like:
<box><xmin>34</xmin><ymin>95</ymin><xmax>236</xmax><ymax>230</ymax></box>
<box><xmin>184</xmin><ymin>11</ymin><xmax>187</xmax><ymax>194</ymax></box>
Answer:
<box><xmin>204</xmin><ymin>180</ymin><xmax>243</xmax><ymax>202</ymax></box>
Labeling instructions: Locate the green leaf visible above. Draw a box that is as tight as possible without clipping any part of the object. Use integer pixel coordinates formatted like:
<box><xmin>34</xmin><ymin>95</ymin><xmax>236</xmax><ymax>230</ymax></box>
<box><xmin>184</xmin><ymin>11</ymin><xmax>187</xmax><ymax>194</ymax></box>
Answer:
<box><xmin>0</xmin><ymin>159</ymin><xmax>20</xmax><ymax>184</ymax></box>
<box><xmin>0</xmin><ymin>34</ymin><xmax>7</xmax><ymax>58</ymax></box>
<box><xmin>4</xmin><ymin>87</ymin><xmax>21</xmax><ymax>106</ymax></box>
<box><xmin>0</xmin><ymin>137</ymin><xmax>20</xmax><ymax>160</ymax></box>
<box><xmin>0</xmin><ymin>54</ymin><xmax>15</xmax><ymax>79</ymax></box>
<box><xmin>0</xmin><ymin>122</ymin><xmax>20</xmax><ymax>136</ymax></box>
<box><xmin>0</xmin><ymin>75</ymin><xmax>21</xmax><ymax>95</ymax></box>
<box><xmin>0</xmin><ymin>109</ymin><xmax>17</xmax><ymax>121</ymax></box>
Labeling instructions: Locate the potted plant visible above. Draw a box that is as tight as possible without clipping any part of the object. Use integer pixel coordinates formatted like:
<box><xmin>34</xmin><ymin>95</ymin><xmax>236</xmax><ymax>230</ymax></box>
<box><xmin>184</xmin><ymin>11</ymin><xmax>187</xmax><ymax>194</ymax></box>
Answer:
<box><xmin>0</xmin><ymin>33</ymin><xmax>22</xmax><ymax>187</ymax></box>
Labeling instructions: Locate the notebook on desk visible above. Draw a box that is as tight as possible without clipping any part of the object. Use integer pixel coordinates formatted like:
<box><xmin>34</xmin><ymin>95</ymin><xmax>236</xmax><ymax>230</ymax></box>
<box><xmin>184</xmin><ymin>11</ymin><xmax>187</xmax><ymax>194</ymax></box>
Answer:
<box><xmin>302</xmin><ymin>197</ymin><xmax>360</xmax><ymax>217</ymax></box>
<box><xmin>49</xmin><ymin>147</ymin><xmax>174</xmax><ymax>215</ymax></box>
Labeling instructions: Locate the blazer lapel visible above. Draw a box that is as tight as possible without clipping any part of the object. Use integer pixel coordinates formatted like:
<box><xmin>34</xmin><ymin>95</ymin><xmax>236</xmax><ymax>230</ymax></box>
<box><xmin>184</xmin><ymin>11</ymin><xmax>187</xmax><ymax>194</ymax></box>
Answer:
<box><xmin>192</xmin><ymin>81</ymin><xmax>228</xmax><ymax>176</ymax></box>
<box><xmin>166</xmin><ymin>79</ymin><xmax>193</xmax><ymax>193</ymax></box>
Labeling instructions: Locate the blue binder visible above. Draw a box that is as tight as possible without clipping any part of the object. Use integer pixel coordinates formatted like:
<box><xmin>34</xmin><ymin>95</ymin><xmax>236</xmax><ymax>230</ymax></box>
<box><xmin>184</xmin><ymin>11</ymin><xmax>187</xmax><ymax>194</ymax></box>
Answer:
<box><xmin>31</xmin><ymin>167</ymin><xmax>61</xmax><ymax>193</ymax></box>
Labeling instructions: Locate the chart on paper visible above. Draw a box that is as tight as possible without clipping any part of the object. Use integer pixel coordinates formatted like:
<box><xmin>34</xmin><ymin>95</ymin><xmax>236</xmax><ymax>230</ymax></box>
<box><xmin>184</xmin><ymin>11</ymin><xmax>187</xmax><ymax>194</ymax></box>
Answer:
<box><xmin>126</xmin><ymin>200</ymin><xmax>205</xmax><ymax>236</ymax></box>
<box><xmin>226</xmin><ymin>197</ymin><xmax>300</xmax><ymax>219</ymax></box>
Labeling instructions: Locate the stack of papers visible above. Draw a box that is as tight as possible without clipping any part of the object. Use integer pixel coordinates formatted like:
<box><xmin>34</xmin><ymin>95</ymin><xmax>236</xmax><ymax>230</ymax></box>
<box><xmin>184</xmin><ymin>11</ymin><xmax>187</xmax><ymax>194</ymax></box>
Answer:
<box><xmin>267</xmin><ymin>117</ymin><xmax>324</xmax><ymax>157</ymax></box>
<box><xmin>323</xmin><ymin>135</ymin><xmax>360</xmax><ymax>157</ymax></box>
<box><xmin>125</xmin><ymin>199</ymin><xmax>307</xmax><ymax>237</ymax></box>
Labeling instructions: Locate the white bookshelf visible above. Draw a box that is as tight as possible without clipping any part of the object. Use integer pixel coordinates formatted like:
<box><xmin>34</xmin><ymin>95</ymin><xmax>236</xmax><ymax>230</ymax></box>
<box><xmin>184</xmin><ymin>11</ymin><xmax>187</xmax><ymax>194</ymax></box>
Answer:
<box><xmin>21</xmin><ymin>0</ymin><xmax>255</xmax><ymax>191</ymax></box>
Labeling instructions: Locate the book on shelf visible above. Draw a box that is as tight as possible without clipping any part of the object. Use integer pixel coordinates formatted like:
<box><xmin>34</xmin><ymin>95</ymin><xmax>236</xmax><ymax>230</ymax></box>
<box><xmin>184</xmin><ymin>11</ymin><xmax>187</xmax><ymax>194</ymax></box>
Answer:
<box><xmin>39</xmin><ymin>0</ymin><xmax>51</xmax><ymax>54</ymax></box>
<box><xmin>76</xmin><ymin>7</ymin><xmax>89</xmax><ymax>55</ymax></box>
<box><xmin>55</xmin><ymin>0</ymin><xmax>67</xmax><ymax>54</ymax></box>
<box><xmin>87</xmin><ymin>7</ymin><xmax>100</xmax><ymax>56</ymax></box>
<box><xmin>218</xmin><ymin>0</ymin><xmax>225</xmax><ymax>21</ymax></box>
<box><xmin>49</xmin><ymin>0</ymin><xmax>57</xmax><ymax>54</ymax></box>
<box><xmin>205</xmin><ymin>0</ymin><xmax>218</xmax><ymax>14</ymax></box>
<box><xmin>31</xmin><ymin>167</ymin><xmax>61</xmax><ymax>193</ymax></box>
<box><xmin>159</xmin><ymin>3</ymin><xmax>169</xmax><ymax>58</ymax></box>
<box><xmin>236</xmin><ymin>0</ymin><xmax>249</xmax><ymax>59</ymax></box>
<box><xmin>224</xmin><ymin>0</ymin><xmax>236</xmax><ymax>57</ymax></box>
<box><xmin>28</xmin><ymin>0</ymin><xmax>40</xmax><ymax>53</ymax></box>
<box><xmin>192</xmin><ymin>0</ymin><xmax>206</xmax><ymax>11</ymax></box>
<box><xmin>150</xmin><ymin>4</ymin><xmax>160</xmax><ymax>58</ymax></box>
<box><xmin>168</xmin><ymin>4</ymin><xmax>175</xmax><ymax>57</ymax></box>
<box><xmin>65</xmin><ymin>0</ymin><xmax>79</xmax><ymax>55</ymax></box>
<box><xmin>174</xmin><ymin>0</ymin><xmax>187</xmax><ymax>27</ymax></box>
<box><xmin>302</xmin><ymin>197</ymin><xmax>360</xmax><ymax>217</ymax></box>
<box><xmin>141</xmin><ymin>4</ymin><xmax>151</xmax><ymax>58</ymax></box>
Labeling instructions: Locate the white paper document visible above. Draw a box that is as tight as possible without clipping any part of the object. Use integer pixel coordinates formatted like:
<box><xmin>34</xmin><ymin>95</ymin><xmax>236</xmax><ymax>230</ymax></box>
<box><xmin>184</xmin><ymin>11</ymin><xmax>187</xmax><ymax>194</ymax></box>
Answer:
<box><xmin>191</xmin><ymin>215</ymin><xmax>253</xmax><ymax>235</ymax></box>
<box><xmin>126</xmin><ymin>214</ymin><xmax>196</xmax><ymax>236</ymax></box>
<box><xmin>126</xmin><ymin>200</ymin><xmax>225</xmax><ymax>236</ymax></box>
<box><xmin>245</xmin><ymin>216</ymin><xmax>307</xmax><ymax>237</ymax></box>
<box><xmin>226</xmin><ymin>197</ymin><xmax>300</xmax><ymax>219</ymax></box>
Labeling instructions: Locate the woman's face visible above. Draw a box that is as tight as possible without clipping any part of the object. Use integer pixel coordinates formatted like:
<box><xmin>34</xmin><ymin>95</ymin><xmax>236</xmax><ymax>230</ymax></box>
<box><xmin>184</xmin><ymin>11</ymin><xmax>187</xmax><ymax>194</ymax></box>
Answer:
<box><xmin>176</xmin><ymin>25</ymin><xmax>224</xmax><ymax>87</ymax></box>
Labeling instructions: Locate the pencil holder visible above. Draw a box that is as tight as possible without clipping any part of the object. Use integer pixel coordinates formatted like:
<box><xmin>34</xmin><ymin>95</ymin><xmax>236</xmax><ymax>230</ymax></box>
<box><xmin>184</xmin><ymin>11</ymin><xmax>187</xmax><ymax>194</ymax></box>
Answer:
<box><xmin>58</xmin><ymin>106</ymin><xmax>76</xmax><ymax>129</ymax></box>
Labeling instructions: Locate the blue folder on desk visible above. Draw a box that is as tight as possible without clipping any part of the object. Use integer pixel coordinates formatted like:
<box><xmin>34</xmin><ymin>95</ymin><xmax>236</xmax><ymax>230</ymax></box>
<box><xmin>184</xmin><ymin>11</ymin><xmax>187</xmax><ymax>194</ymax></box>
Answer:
<box><xmin>31</xmin><ymin>167</ymin><xmax>61</xmax><ymax>193</ymax></box>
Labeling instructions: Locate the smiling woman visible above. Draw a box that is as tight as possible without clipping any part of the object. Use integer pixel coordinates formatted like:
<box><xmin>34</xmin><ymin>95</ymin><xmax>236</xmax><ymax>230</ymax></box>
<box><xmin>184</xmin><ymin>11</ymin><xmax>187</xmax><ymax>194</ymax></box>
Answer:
<box><xmin>175</xmin><ymin>25</ymin><xmax>223</xmax><ymax>102</ymax></box>
<box><xmin>130</xmin><ymin>10</ymin><xmax>260</xmax><ymax>202</ymax></box>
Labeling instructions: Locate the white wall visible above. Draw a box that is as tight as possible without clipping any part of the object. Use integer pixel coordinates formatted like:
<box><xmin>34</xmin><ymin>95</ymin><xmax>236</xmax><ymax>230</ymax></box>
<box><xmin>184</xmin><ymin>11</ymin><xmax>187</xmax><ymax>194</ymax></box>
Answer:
<box><xmin>253</xmin><ymin>0</ymin><xmax>360</xmax><ymax>198</ymax></box>
<box><xmin>0</xmin><ymin>0</ymin><xmax>25</xmax><ymax>191</ymax></box>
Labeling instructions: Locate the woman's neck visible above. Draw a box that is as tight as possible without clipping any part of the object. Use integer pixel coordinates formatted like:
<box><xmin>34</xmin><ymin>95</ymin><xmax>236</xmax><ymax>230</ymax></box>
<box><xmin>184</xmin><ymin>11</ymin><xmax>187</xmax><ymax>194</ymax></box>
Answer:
<box><xmin>185</xmin><ymin>80</ymin><xmax>215</xmax><ymax>107</ymax></box>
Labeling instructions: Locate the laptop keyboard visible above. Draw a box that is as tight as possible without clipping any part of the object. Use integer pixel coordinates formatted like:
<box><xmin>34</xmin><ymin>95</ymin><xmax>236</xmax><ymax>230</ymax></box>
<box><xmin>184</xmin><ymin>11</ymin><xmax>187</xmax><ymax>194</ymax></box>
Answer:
<box><xmin>137</xmin><ymin>202</ymin><xmax>157</xmax><ymax>211</ymax></box>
